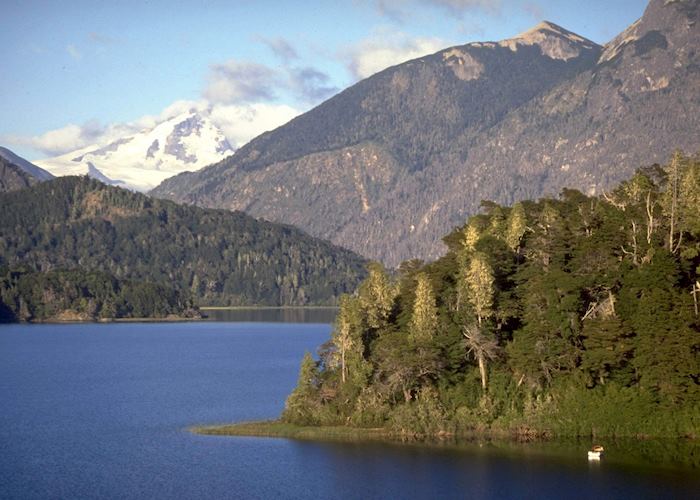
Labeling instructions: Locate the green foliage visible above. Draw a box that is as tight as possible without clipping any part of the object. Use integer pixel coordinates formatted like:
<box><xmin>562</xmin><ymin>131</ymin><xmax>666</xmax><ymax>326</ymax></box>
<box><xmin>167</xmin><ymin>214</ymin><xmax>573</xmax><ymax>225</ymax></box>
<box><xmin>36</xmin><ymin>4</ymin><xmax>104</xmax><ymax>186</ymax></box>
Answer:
<box><xmin>389</xmin><ymin>387</ymin><xmax>448</xmax><ymax>436</ymax></box>
<box><xmin>282</xmin><ymin>352</ymin><xmax>321</xmax><ymax>425</ymax></box>
<box><xmin>0</xmin><ymin>266</ymin><xmax>196</xmax><ymax>321</ymax></box>
<box><xmin>0</xmin><ymin>176</ymin><xmax>367</xmax><ymax>307</ymax></box>
<box><xmin>408</xmin><ymin>273</ymin><xmax>438</xmax><ymax>344</ymax></box>
<box><xmin>283</xmin><ymin>153</ymin><xmax>700</xmax><ymax>438</ymax></box>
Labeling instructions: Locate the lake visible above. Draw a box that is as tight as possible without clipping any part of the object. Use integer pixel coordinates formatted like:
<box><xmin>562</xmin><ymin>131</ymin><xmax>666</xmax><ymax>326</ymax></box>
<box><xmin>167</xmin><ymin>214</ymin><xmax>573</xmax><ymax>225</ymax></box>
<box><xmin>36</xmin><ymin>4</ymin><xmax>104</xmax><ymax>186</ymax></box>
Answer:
<box><xmin>202</xmin><ymin>307</ymin><xmax>338</xmax><ymax>324</ymax></box>
<box><xmin>1</xmin><ymin>320</ymin><xmax>698</xmax><ymax>499</ymax></box>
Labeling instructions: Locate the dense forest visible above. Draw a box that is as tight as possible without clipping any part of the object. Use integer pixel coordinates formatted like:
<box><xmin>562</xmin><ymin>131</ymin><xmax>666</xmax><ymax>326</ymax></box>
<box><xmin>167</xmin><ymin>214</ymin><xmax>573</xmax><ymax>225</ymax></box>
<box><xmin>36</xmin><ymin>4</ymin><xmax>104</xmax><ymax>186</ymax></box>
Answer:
<box><xmin>283</xmin><ymin>152</ymin><xmax>700</xmax><ymax>438</ymax></box>
<box><xmin>0</xmin><ymin>266</ymin><xmax>198</xmax><ymax>322</ymax></box>
<box><xmin>0</xmin><ymin>176</ymin><xmax>367</xmax><ymax>307</ymax></box>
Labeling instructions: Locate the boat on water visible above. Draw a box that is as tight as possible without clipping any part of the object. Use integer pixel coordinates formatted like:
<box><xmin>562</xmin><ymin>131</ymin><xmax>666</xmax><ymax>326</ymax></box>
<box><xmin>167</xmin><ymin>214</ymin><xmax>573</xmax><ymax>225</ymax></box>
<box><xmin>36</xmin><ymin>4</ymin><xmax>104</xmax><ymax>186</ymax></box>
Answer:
<box><xmin>588</xmin><ymin>445</ymin><xmax>604</xmax><ymax>460</ymax></box>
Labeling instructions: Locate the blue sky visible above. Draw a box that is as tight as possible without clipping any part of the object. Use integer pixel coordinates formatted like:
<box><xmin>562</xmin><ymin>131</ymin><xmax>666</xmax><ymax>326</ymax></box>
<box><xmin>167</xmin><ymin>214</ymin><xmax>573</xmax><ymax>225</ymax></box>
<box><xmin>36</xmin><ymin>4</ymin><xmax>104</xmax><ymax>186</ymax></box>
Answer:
<box><xmin>1</xmin><ymin>0</ymin><xmax>648</xmax><ymax>161</ymax></box>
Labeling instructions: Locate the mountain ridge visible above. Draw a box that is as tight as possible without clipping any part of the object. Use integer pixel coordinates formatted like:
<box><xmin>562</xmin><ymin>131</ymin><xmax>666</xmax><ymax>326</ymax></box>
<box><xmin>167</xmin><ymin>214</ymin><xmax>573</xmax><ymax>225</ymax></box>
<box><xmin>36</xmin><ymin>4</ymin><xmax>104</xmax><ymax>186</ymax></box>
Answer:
<box><xmin>152</xmin><ymin>0</ymin><xmax>700</xmax><ymax>267</ymax></box>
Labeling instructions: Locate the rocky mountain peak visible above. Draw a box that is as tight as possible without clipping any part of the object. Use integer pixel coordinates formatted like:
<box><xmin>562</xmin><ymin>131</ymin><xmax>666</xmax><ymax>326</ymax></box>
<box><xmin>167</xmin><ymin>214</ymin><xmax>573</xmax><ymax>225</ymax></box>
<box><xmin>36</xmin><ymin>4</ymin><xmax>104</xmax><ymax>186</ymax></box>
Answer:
<box><xmin>497</xmin><ymin>21</ymin><xmax>600</xmax><ymax>60</ymax></box>
<box><xmin>601</xmin><ymin>0</ymin><xmax>698</xmax><ymax>62</ymax></box>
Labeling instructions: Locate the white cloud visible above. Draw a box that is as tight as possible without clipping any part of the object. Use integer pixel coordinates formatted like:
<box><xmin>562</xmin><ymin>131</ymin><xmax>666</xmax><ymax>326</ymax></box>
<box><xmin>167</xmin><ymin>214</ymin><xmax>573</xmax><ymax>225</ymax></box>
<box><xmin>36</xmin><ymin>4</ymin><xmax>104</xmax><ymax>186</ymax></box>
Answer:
<box><xmin>368</xmin><ymin>0</ymin><xmax>501</xmax><ymax>21</ymax></box>
<box><xmin>427</xmin><ymin>0</ymin><xmax>501</xmax><ymax>15</ymax></box>
<box><xmin>22</xmin><ymin>124</ymin><xmax>88</xmax><ymax>155</ymax></box>
<box><xmin>344</xmin><ymin>30</ymin><xmax>448</xmax><ymax>79</ymax></box>
<box><xmin>4</xmin><ymin>98</ymin><xmax>300</xmax><ymax>158</ymax></box>
<box><xmin>7</xmin><ymin>54</ymin><xmax>308</xmax><ymax>158</ymax></box>
<box><xmin>203</xmin><ymin>56</ymin><xmax>338</xmax><ymax>107</ymax></box>
<box><xmin>258</xmin><ymin>36</ymin><xmax>299</xmax><ymax>62</ymax></box>
<box><xmin>3</xmin><ymin>119</ymin><xmax>122</xmax><ymax>156</ymax></box>
<box><xmin>204</xmin><ymin>60</ymin><xmax>279</xmax><ymax>104</ymax></box>
<box><xmin>209</xmin><ymin>103</ymin><xmax>300</xmax><ymax>147</ymax></box>
<box><xmin>130</xmin><ymin>99</ymin><xmax>210</xmax><ymax>131</ymax></box>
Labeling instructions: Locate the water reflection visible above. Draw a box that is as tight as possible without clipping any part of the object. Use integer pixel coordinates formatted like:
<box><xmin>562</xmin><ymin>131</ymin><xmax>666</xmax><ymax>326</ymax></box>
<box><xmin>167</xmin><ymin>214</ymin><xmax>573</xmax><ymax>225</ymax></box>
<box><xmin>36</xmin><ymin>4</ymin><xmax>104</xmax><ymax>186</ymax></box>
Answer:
<box><xmin>283</xmin><ymin>437</ymin><xmax>700</xmax><ymax>499</ymax></box>
<box><xmin>203</xmin><ymin>307</ymin><xmax>338</xmax><ymax>324</ymax></box>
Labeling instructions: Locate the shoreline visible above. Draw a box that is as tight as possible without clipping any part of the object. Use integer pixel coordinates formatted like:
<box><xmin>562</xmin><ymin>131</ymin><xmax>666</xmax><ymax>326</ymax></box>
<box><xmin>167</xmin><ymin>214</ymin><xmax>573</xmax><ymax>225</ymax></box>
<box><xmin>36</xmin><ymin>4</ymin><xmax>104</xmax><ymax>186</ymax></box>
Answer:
<box><xmin>5</xmin><ymin>315</ymin><xmax>204</xmax><ymax>325</ymax></box>
<box><xmin>192</xmin><ymin>421</ymin><xmax>393</xmax><ymax>443</ymax></box>
<box><xmin>191</xmin><ymin>420</ymin><xmax>698</xmax><ymax>444</ymax></box>
<box><xmin>3</xmin><ymin>305</ymin><xmax>340</xmax><ymax>324</ymax></box>
<box><xmin>191</xmin><ymin>420</ymin><xmax>559</xmax><ymax>445</ymax></box>
<box><xmin>190</xmin><ymin>420</ymin><xmax>700</xmax><ymax>470</ymax></box>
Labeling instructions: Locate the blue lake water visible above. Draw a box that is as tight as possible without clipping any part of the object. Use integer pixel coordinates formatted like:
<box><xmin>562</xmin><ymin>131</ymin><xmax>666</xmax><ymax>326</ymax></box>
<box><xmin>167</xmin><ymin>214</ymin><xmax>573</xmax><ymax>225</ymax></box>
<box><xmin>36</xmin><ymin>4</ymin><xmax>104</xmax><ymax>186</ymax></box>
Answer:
<box><xmin>1</xmin><ymin>321</ymin><xmax>698</xmax><ymax>499</ymax></box>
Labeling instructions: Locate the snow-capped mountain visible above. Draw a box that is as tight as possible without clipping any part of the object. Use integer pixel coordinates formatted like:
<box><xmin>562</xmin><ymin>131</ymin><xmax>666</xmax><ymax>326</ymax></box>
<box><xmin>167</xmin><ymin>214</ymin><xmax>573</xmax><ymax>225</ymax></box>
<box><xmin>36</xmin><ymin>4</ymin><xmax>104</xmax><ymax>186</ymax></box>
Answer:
<box><xmin>36</xmin><ymin>110</ymin><xmax>234</xmax><ymax>191</ymax></box>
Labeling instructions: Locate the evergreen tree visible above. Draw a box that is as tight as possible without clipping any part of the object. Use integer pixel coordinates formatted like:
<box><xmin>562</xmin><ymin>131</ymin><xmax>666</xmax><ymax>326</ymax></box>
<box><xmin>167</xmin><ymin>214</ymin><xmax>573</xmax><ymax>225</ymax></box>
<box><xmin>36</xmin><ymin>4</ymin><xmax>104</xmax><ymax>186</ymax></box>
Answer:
<box><xmin>461</xmin><ymin>253</ymin><xmax>498</xmax><ymax>391</ymax></box>
<box><xmin>465</xmin><ymin>253</ymin><xmax>495</xmax><ymax>327</ymax></box>
<box><xmin>408</xmin><ymin>273</ymin><xmax>438</xmax><ymax>344</ymax></box>
<box><xmin>505</xmin><ymin>202</ymin><xmax>527</xmax><ymax>253</ymax></box>
<box><xmin>282</xmin><ymin>352</ymin><xmax>320</xmax><ymax>424</ymax></box>
<box><xmin>462</xmin><ymin>224</ymin><xmax>480</xmax><ymax>252</ymax></box>
<box><xmin>358</xmin><ymin>263</ymin><xmax>395</xmax><ymax>329</ymax></box>
<box><xmin>580</xmin><ymin>315</ymin><xmax>633</xmax><ymax>386</ymax></box>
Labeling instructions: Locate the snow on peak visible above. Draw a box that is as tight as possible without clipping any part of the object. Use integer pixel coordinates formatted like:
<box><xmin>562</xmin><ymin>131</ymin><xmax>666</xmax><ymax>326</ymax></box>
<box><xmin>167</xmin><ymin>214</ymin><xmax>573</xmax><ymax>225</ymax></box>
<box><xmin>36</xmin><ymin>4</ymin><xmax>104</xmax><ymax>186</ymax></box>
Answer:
<box><xmin>36</xmin><ymin>110</ymin><xmax>235</xmax><ymax>192</ymax></box>
<box><xmin>499</xmin><ymin>21</ymin><xmax>599</xmax><ymax>61</ymax></box>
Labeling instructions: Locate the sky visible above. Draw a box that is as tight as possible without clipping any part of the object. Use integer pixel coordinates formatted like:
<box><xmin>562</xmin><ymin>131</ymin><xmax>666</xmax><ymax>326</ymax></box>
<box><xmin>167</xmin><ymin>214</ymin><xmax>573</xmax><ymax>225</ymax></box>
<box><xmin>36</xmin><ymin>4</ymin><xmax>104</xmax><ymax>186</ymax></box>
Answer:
<box><xmin>1</xmin><ymin>0</ymin><xmax>649</xmax><ymax>161</ymax></box>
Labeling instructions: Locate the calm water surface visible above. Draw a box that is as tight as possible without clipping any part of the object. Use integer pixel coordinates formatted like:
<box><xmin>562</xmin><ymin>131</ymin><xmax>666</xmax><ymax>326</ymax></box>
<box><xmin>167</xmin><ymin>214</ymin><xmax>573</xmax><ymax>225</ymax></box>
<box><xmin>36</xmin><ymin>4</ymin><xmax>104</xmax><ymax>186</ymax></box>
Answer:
<box><xmin>203</xmin><ymin>307</ymin><xmax>338</xmax><ymax>324</ymax></box>
<box><xmin>1</xmin><ymin>321</ymin><xmax>698</xmax><ymax>499</ymax></box>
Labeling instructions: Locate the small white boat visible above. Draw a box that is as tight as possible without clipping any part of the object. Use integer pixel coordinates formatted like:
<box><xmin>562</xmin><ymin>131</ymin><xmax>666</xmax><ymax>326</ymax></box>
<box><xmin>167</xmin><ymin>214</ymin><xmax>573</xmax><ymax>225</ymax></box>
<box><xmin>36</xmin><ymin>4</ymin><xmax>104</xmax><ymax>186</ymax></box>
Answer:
<box><xmin>588</xmin><ymin>445</ymin><xmax>604</xmax><ymax>460</ymax></box>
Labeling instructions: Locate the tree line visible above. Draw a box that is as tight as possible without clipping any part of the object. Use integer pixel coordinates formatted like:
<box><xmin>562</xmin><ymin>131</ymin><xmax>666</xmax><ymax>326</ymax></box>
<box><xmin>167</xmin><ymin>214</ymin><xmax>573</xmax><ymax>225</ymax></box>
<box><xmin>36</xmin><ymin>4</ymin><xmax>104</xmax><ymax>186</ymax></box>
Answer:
<box><xmin>0</xmin><ymin>266</ymin><xmax>198</xmax><ymax>322</ymax></box>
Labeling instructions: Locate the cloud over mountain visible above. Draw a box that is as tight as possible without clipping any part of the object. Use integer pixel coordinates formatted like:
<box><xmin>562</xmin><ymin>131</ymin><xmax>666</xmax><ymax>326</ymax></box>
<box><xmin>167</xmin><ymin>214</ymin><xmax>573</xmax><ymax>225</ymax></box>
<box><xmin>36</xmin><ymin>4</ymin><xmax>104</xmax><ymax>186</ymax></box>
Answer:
<box><xmin>204</xmin><ymin>60</ymin><xmax>280</xmax><ymax>104</ymax></box>
<box><xmin>344</xmin><ymin>29</ymin><xmax>448</xmax><ymax>79</ymax></box>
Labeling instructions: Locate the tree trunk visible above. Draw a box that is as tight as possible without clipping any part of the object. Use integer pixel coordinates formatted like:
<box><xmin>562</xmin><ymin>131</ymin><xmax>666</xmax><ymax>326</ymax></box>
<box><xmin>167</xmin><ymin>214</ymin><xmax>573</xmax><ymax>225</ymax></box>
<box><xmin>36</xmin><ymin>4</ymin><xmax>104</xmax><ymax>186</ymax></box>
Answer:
<box><xmin>668</xmin><ymin>153</ymin><xmax>679</xmax><ymax>252</ymax></box>
<box><xmin>341</xmin><ymin>349</ymin><xmax>346</xmax><ymax>384</ymax></box>
<box><xmin>478</xmin><ymin>352</ymin><xmax>487</xmax><ymax>391</ymax></box>
<box><xmin>646</xmin><ymin>190</ymin><xmax>654</xmax><ymax>244</ymax></box>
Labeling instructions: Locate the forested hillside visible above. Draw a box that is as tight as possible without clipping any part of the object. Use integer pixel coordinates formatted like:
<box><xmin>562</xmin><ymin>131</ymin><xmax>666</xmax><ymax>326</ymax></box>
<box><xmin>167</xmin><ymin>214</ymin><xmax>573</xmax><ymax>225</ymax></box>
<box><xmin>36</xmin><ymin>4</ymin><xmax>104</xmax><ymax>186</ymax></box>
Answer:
<box><xmin>0</xmin><ymin>176</ymin><xmax>367</xmax><ymax>306</ymax></box>
<box><xmin>283</xmin><ymin>152</ymin><xmax>700</xmax><ymax>438</ymax></box>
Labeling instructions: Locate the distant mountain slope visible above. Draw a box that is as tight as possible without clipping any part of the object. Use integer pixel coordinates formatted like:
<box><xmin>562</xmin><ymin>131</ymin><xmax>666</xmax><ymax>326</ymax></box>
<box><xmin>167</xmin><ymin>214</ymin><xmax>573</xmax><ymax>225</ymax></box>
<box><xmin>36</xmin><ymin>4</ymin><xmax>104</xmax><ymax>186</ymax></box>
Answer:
<box><xmin>0</xmin><ymin>147</ymin><xmax>54</xmax><ymax>182</ymax></box>
<box><xmin>153</xmin><ymin>0</ymin><xmax>700</xmax><ymax>267</ymax></box>
<box><xmin>0</xmin><ymin>177</ymin><xmax>367</xmax><ymax>305</ymax></box>
<box><xmin>0</xmin><ymin>157</ymin><xmax>37</xmax><ymax>192</ymax></box>
<box><xmin>36</xmin><ymin>109</ymin><xmax>234</xmax><ymax>192</ymax></box>
<box><xmin>0</xmin><ymin>147</ymin><xmax>53</xmax><ymax>192</ymax></box>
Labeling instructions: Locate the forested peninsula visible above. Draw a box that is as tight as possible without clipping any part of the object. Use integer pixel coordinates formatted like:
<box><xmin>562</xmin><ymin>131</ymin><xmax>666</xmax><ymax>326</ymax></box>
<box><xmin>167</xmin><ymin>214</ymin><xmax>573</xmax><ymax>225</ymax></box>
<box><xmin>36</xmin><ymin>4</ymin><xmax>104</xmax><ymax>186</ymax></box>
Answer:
<box><xmin>203</xmin><ymin>152</ymin><xmax>699</xmax><ymax>440</ymax></box>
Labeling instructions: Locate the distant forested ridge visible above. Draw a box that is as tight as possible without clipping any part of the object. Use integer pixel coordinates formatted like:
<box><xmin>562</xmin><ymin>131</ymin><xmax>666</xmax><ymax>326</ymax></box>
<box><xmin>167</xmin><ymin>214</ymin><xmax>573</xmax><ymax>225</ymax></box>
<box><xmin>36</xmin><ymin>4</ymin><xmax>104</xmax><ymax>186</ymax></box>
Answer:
<box><xmin>283</xmin><ymin>152</ymin><xmax>700</xmax><ymax>438</ymax></box>
<box><xmin>0</xmin><ymin>266</ymin><xmax>198</xmax><ymax>322</ymax></box>
<box><xmin>0</xmin><ymin>176</ymin><xmax>367</xmax><ymax>307</ymax></box>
